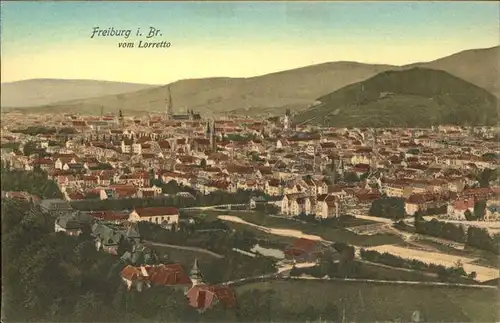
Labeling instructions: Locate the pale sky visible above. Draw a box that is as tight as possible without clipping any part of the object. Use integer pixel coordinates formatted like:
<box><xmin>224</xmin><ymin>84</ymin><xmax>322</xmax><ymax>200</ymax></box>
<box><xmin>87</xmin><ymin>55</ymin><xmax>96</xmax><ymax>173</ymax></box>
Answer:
<box><xmin>1</xmin><ymin>1</ymin><xmax>499</xmax><ymax>85</ymax></box>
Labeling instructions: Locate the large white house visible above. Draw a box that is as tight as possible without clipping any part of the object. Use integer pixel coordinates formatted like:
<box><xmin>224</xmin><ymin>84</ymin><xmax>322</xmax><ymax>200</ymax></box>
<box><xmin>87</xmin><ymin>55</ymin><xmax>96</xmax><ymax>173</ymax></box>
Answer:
<box><xmin>281</xmin><ymin>194</ymin><xmax>311</xmax><ymax>216</ymax></box>
<box><xmin>315</xmin><ymin>194</ymin><xmax>340</xmax><ymax>219</ymax></box>
<box><xmin>128</xmin><ymin>206</ymin><xmax>180</xmax><ymax>230</ymax></box>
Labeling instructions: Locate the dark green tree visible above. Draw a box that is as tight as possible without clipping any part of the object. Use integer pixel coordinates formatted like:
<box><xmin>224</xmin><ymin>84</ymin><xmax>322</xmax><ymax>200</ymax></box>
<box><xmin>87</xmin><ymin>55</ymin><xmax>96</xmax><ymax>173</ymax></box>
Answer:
<box><xmin>464</xmin><ymin>209</ymin><xmax>476</xmax><ymax>221</ymax></box>
<box><xmin>474</xmin><ymin>200</ymin><xmax>487</xmax><ymax>220</ymax></box>
<box><xmin>344</xmin><ymin>171</ymin><xmax>360</xmax><ymax>183</ymax></box>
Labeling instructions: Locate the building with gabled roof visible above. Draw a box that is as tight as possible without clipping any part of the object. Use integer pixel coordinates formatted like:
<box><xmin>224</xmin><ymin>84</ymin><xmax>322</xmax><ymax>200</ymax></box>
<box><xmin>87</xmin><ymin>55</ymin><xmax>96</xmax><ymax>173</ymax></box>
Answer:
<box><xmin>128</xmin><ymin>206</ymin><xmax>180</xmax><ymax>230</ymax></box>
<box><xmin>186</xmin><ymin>284</ymin><xmax>237</xmax><ymax>313</ymax></box>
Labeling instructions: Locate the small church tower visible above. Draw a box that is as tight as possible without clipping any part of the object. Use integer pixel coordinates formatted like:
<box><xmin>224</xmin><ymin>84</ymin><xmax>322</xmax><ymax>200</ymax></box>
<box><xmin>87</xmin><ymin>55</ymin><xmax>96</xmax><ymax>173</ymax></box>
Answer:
<box><xmin>190</xmin><ymin>258</ymin><xmax>204</xmax><ymax>286</ymax></box>
<box><xmin>284</xmin><ymin>108</ymin><xmax>291</xmax><ymax>130</ymax></box>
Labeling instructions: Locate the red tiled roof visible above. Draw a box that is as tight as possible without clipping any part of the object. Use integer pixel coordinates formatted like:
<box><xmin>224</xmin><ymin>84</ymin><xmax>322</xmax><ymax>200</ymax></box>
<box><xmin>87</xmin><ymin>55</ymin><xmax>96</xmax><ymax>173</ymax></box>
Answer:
<box><xmin>91</xmin><ymin>211</ymin><xmax>129</xmax><ymax>221</ymax></box>
<box><xmin>208</xmin><ymin>285</ymin><xmax>236</xmax><ymax>308</ymax></box>
<box><xmin>148</xmin><ymin>263</ymin><xmax>191</xmax><ymax>286</ymax></box>
<box><xmin>134</xmin><ymin>207</ymin><xmax>179</xmax><ymax>217</ymax></box>
<box><xmin>121</xmin><ymin>265</ymin><xmax>147</xmax><ymax>281</ymax></box>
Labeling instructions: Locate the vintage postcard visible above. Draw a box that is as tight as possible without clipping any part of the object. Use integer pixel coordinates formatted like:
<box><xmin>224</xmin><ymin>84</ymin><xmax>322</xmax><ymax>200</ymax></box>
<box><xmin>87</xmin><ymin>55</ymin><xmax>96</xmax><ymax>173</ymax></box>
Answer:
<box><xmin>1</xmin><ymin>1</ymin><xmax>499</xmax><ymax>322</ymax></box>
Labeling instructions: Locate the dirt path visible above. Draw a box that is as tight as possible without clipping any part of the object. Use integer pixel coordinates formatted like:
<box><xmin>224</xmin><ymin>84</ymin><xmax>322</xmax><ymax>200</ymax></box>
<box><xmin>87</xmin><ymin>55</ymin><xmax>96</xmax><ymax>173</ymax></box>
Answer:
<box><xmin>218</xmin><ymin>215</ymin><xmax>326</xmax><ymax>242</ymax></box>
<box><xmin>144</xmin><ymin>241</ymin><xmax>224</xmax><ymax>259</ymax></box>
<box><xmin>224</xmin><ymin>272</ymin><xmax>497</xmax><ymax>290</ymax></box>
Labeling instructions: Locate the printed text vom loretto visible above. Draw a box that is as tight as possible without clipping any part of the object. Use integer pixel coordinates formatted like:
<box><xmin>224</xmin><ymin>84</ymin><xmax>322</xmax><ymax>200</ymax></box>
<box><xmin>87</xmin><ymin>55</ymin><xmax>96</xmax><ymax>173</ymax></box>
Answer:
<box><xmin>90</xmin><ymin>27</ymin><xmax>172</xmax><ymax>49</ymax></box>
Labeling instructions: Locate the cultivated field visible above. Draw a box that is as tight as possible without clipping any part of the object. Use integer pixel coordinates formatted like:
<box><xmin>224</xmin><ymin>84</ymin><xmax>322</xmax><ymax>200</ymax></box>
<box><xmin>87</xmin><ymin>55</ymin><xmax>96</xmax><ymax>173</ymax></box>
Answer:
<box><xmin>366</xmin><ymin>244</ymin><xmax>500</xmax><ymax>282</ymax></box>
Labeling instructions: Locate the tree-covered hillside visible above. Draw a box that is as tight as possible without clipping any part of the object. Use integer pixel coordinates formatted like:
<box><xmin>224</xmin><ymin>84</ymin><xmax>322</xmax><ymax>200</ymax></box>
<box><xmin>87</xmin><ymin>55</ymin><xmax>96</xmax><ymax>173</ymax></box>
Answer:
<box><xmin>296</xmin><ymin>68</ymin><xmax>499</xmax><ymax>127</ymax></box>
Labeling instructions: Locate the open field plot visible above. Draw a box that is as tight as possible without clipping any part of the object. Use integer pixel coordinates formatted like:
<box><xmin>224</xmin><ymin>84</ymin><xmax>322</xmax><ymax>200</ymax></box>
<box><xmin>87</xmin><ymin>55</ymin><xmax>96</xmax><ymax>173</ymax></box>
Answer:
<box><xmin>235</xmin><ymin>280</ymin><xmax>499</xmax><ymax>322</ymax></box>
<box><xmin>416</xmin><ymin>237</ymin><xmax>500</xmax><ymax>269</ymax></box>
<box><xmin>366</xmin><ymin>245</ymin><xmax>500</xmax><ymax>282</ymax></box>
<box><xmin>197</xmin><ymin>210</ymin><xmax>404</xmax><ymax>247</ymax></box>
<box><xmin>357</xmin><ymin>261</ymin><xmax>442</xmax><ymax>282</ymax></box>
<box><xmin>228</xmin><ymin>222</ymin><xmax>296</xmax><ymax>247</ymax></box>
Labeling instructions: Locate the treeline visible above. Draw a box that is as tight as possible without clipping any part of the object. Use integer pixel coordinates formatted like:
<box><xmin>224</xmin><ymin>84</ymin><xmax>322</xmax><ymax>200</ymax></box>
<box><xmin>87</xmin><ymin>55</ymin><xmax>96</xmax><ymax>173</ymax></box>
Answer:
<box><xmin>0</xmin><ymin>199</ymin><xmax>293</xmax><ymax>323</ymax></box>
<box><xmin>2</xmin><ymin>199</ymin><xmax>201</xmax><ymax>322</ymax></box>
<box><xmin>359</xmin><ymin>249</ymin><xmax>473</xmax><ymax>282</ymax></box>
<box><xmin>254</xmin><ymin>203</ymin><xmax>280</xmax><ymax>214</ymax></box>
<box><xmin>71</xmin><ymin>188</ymin><xmax>269</xmax><ymax>211</ymax></box>
<box><xmin>369</xmin><ymin>197</ymin><xmax>406</xmax><ymax>220</ymax></box>
<box><xmin>0</xmin><ymin>166</ymin><xmax>63</xmax><ymax>199</ymax></box>
<box><xmin>415</xmin><ymin>218</ymin><xmax>466</xmax><ymax>243</ymax></box>
<box><xmin>150</xmin><ymin>179</ymin><xmax>198</xmax><ymax>196</ymax></box>
<box><xmin>290</xmin><ymin>242</ymin><xmax>358</xmax><ymax>279</ymax></box>
<box><xmin>467</xmin><ymin>226</ymin><xmax>500</xmax><ymax>254</ymax></box>
<box><xmin>369</xmin><ymin>199</ymin><xmax>448</xmax><ymax>220</ymax></box>
<box><xmin>477</xmin><ymin>167</ymin><xmax>499</xmax><ymax>188</ymax></box>
<box><xmin>415</xmin><ymin>217</ymin><xmax>500</xmax><ymax>254</ymax></box>
<box><xmin>464</xmin><ymin>200</ymin><xmax>487</xmax><ymax>221</ymax></box>
<box><xmin>2</xmin><ymin>199</ymin><xmax>148</xmax><ymax>322</ymax></box>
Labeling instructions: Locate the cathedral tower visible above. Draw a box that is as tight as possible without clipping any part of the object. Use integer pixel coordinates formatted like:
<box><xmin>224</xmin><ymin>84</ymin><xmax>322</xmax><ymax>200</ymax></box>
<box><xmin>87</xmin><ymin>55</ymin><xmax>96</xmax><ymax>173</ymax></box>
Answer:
<box><xmin>165</xmin><ymin>86</ymin><xmax>173</xmax><ymax>120</ymax></box>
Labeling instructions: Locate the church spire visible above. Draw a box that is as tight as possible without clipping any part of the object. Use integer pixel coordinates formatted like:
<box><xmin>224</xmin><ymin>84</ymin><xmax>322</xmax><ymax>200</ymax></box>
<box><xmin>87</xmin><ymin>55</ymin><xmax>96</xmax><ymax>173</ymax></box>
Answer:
<box><xmin>205</xmin><ymin>121</ymin><xmax>211</xmax><ymax>139</ymax></box>
<box><xmin>165</xmin><ymin>86</ymin><xmax>173</xmax><ymax>120</ymax></box>
<box><xmin>190</xmin><ymin>258</ymin><xmax>203</xmax><ymax>286</ymax></box>
<box><xmin>211</xmin><ymin>120</ymin><xmax>216</xmax><ymax>151</ymax></box>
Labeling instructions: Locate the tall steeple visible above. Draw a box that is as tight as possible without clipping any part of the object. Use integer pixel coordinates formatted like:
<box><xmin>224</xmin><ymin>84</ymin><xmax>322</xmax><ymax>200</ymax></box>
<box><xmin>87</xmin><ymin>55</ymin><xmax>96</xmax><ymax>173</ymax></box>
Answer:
<box><xmin>190</xmin><ymin>258</ymin><xmax>204</xmax><ymax>286</ymax></box>
<box><xmin>211</xmin><ymin>120</ymin><xmax>216</xmax><ymax>151</ymax></box>
<box><xmin>165</xmin><ymin>86</ymin><xmax>173</xmax><ymax>120</ymax></box>
<box><xmin>118</xmin><ymin>109</ymin><xmax>124</xmax><ymax>128</ymax></box>
<box><xmin>205</xmin><ymin>121</ymin><xmax>211</xmax><ymax>139</ymax></box>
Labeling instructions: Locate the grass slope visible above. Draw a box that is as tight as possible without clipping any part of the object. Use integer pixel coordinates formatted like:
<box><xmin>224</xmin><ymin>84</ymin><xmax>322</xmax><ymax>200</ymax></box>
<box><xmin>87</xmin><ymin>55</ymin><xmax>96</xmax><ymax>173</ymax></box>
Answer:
<box><xmin>296</xmin><ymin>67</ymin><xmax>499</xmax><ymax>127</ymax></box>
<box><xmin>236</xmin><ymin>280</ymin><xmax>499</xmax><ymax>322</ymax></box>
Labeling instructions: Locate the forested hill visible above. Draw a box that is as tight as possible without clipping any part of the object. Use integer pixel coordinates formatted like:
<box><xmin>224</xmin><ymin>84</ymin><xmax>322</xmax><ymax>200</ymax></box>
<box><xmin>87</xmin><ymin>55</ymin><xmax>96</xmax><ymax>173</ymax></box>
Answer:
<box><xmin>295</xmin><ymin>67</ymin><xmax>499</xmax><ymax>128</ymax></box>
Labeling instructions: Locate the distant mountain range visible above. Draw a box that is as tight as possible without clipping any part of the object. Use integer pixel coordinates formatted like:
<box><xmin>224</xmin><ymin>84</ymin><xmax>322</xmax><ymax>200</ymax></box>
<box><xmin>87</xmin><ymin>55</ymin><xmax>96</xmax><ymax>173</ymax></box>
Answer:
<box><xmin>1</xmin><ymin>79</ymin><xmax>158</xmax><ymax>108</ymax></box>
<box><xmin>2</xmin><ymin>46</ymin><xmax>499</xmax><ymax>126</ymax></box>
<box><xmin>294</xmin><ymin>67</ymin><xmax>499</xmax><ymax>128</ymax></box>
